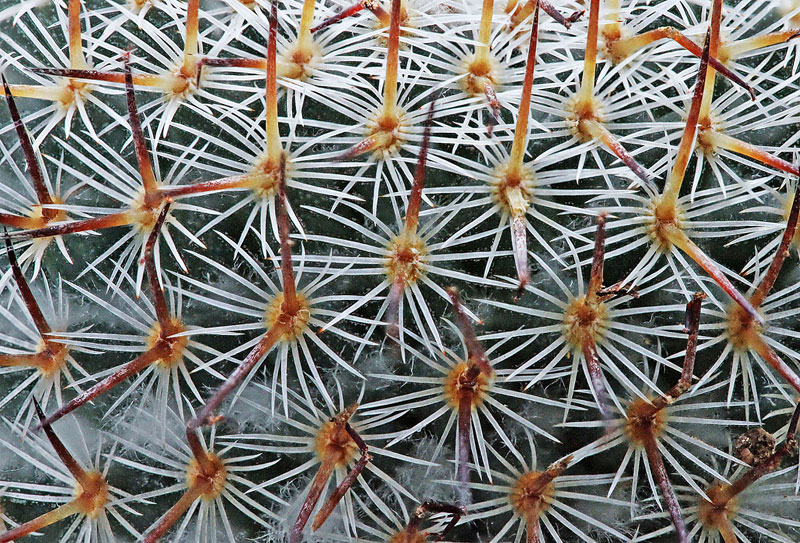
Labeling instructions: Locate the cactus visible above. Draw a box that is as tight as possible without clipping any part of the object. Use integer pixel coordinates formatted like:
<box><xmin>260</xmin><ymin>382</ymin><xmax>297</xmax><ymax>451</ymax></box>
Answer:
<box><xmin>1</xmin><ymin>0</ymin><xmax>800</xmax><ymax>542</ymax></box>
